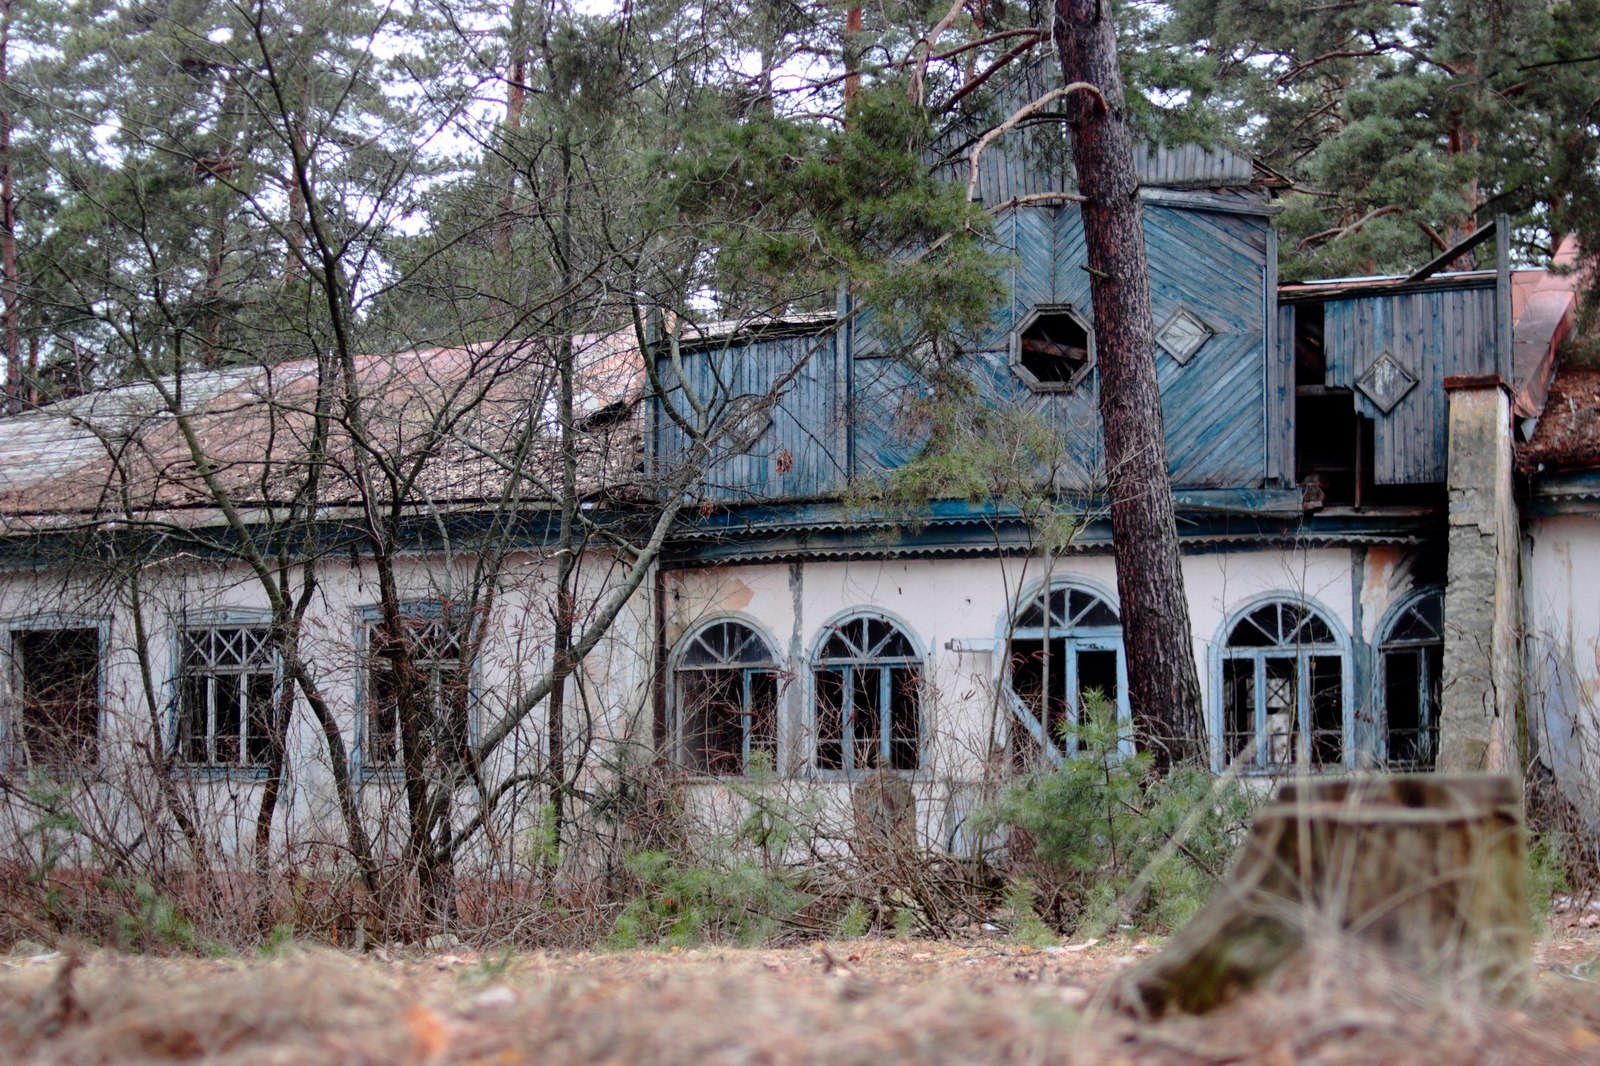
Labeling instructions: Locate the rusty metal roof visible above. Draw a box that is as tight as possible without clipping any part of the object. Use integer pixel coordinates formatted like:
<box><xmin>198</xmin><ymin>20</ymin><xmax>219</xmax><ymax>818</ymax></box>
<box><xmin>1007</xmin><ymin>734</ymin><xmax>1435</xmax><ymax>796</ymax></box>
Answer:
<box><xmin>0</xmin><ymin>332</ymin><xmax>645</xmax><ymax>531</ymax></box>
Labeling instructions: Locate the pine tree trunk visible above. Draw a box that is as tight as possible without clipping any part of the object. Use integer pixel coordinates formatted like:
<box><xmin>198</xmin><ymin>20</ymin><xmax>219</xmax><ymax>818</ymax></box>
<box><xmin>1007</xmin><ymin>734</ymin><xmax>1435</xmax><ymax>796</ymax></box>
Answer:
<box><xmin>0</xmin><ymin>0</ymin><xmax>21</xmax><ymax>414</ymax></box>
<box><xmin>1054</xmin><ymin>0</ymin><xmax>1203</xmax><ymax>771</ymax></box>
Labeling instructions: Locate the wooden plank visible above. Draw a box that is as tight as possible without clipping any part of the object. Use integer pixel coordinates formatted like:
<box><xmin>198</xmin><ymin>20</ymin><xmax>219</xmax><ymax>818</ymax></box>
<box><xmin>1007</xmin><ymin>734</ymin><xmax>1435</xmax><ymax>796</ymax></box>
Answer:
<box><xmin>1496</xmin><ymin>214</ymin><xmax>1514</xmax><ymax>383</ymax></box>
<box><xmin>1265</xmin><ymin>226</ymin><xmax>1289</xmax><ymax>485</ymax></box>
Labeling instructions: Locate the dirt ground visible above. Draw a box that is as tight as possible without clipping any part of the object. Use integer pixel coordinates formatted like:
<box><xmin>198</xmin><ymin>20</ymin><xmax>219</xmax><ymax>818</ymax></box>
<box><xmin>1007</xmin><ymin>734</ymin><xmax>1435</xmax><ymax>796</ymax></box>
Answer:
<box><xmin>4</xmin><ymin>921</ymin><xmax>1600</xmax><ymax>1065</ymax></box>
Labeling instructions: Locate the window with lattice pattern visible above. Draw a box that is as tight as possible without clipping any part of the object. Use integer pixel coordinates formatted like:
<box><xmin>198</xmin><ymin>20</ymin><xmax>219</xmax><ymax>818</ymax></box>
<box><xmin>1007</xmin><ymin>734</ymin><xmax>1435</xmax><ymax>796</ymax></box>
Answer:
<box><xmin>365</xmin><ymin>612</ymin><xmax>471</xmax><ymax>769</ymax></box>
<box><xmin>178</xmin><ymin>626</ymin><xmax>276</xmax><ymax>769</ymax></box>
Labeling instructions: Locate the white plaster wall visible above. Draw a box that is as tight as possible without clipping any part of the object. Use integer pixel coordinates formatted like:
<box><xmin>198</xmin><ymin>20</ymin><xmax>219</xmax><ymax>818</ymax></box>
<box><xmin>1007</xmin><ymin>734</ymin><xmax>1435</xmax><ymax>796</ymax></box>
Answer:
<box><xmin>0</xmin><ymin>545</ymin><xmax>654</xmax><ymax>868</ymax></box>
<box><xmin>0</xmin><ymin>532</ymin><xmax>1443</xmax><ymax>864</ymax></box>
<box><xmin>664</xmin><ymin>543</ymin><xmax>1414</xmax><ymax>787</ymax></box>
<box><xmin>1525</xmin><ymin>514</ymin><xmax>1600</xmax><ymax>822</ymax></box>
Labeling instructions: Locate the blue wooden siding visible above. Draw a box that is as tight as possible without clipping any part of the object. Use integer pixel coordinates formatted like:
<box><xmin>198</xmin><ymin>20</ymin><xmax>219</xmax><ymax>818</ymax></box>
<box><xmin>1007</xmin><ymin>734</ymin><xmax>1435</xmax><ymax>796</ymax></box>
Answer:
<box><xmin>653</xmin><ymin>332</ymin><xmax>846</xmax><ymax>501</ymax></box>
<box><xmin>1270</xmin><ymin>303</ymin><xmax>1295</xmax><ymax>485</ymax></box>
<box><xmin>928</xmin><ymin>59</ymin><xmax>1256</xmax><ymax>206</ymax></box>
<box><xmin>1320</xmin><ymin>286</ymin><xmax>1497</xmax><ymax>484</ymax></box>
<box><xmin>656</xmin><ymin>197</ymin><xmax>1277</xmax><ymax>502</ymax></box>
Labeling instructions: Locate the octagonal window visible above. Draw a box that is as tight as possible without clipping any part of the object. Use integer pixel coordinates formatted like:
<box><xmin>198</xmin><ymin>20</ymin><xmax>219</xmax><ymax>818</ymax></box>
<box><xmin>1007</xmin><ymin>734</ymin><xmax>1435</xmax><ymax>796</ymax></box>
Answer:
<box><xmin>1012</xmin><ymin>305</ymin><xmax>1094</xmax><ymax>392</ymax></box>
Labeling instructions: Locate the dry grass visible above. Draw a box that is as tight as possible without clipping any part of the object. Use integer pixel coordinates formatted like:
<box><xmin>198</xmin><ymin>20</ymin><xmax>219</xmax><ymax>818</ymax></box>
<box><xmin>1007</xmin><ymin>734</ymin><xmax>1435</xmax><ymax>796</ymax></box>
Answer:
<box><xmin>2</xmin><ymin>928</ymin><xmax>1600</xmax><ymax>1065</ymax></box>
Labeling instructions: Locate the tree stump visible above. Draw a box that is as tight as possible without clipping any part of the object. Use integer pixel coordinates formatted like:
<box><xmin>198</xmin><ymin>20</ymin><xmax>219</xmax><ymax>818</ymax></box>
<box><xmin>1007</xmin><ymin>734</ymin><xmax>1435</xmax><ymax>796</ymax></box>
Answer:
<box><xmin>1115</xmin><ymin>774</ymin><xmax>1530</xmax><ymax>1017</ymax></box>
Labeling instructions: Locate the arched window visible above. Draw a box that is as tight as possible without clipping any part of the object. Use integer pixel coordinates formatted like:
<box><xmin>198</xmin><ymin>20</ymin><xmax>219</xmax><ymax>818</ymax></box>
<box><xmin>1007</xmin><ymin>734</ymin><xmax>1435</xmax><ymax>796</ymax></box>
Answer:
<box><xmin>1220</xmin><ymin>600</ymin><xmax>1346</xmax><ymax>772</ymax></box>
<box><xmin>1006</xmin><ymin>584</ymin><xmax>1127</xmax><ymax>758</ymax></box>
<box><xmin>812</xmin><ymin>615</ymin><xmax>922</xmax><ymax>773</ymax></box>
<box><xmin>1379</xmin><ymin>591</ymin><xmax>1443</xmax><ymax>770</ymax></box>
<box><xmin>673</xmin><ymin>620</ymin><xmax>780</xmax><ymax>775</ymax></box>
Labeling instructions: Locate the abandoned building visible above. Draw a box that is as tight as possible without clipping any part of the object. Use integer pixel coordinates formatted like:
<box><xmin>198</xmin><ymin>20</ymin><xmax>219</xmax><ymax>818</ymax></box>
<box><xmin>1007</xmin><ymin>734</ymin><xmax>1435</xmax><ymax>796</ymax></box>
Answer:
<box><xmin>1</xmin><ymin>107</ymin><xmax>1598</xmax><ymax>860</ymax></box>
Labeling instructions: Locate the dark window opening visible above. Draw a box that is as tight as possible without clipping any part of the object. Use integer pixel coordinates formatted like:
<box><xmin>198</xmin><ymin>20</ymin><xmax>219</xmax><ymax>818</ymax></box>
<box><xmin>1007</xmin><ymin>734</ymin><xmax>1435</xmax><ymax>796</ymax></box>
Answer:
<box><xmin>812</xmin><ymin>616</ymin><xmax>921</xmax><ymax>774</ymax></box>
<box><xmin>365</xmin><ymin>613</ymin><xmax>471</xmax><ymax>770</ymax></box>
<box><xmin>1380</xmin><ymin>592</ymin><xmax>1443</xmax><ymax>770</ymax></box>
<box><xmin>1010</xmin><ymin>640</ymin><xmax>1067</xmax><ymax>746</ymax></box>
<box><xmin>1294</xmin><ymin>302</ymin><xmax>1327</xmax><ymax>387</ymax></box>
<box><xmin>681</xmin><ymin>670</ymin><xmax>745</xmax><ymax>774</ymax></box>
<box><xmin>14</xmin><ymin>628</ymin><xmax>100</xmax><ymax>772</ymax></box>
<box><xmin>1222</xmin><ymin>657</ymin><xmax>1255</xmax><ymax>764</ymax></box>
<box><xmin>748</xmin><ymin>671</ymin><xmax>778</xmax><ymax>762</ymax></box>
<box><xmin>1014</xmin><ymin>307</ymin><xmax>1094</xmax><ymax>391</ymax></box>
<box><xmin>1221</xmin><ymin>600</ymin><xmax>1346</xmax><ymax>772</ymax></box>
<box><xmin>1005</xmin><ymin>585</ymin><xmax>1127</xmax><ymax>765</ymax></box>
<box><xmin>850</xmin><ymin>667</ymin><xmax>883</xmax><ymax>771</ymax></box>
<box><xmin>1292</xmin><ymin>300</ymin><xmax>1445</xmax><ymax>511</ymax></box>
<box><xmin>888</xmin><ymin>668</ymin><xmax>920</xmax><ymax>771</ymax></box>
<box><xmin>1296</xmin><ymin>387</ymin><xmax>1360</xmax><ymax>507</ymax></box>
<box><xmin>1309</xmin><ymin>655</ymin><xmax>1344</xmax><ymax>768</ymax></box>
<box><xmin>815</xmin><ymin>668</ymin><xmax>844</xmax><ymax>771</ymax></box>
<box><xmin>675</xmin><ymin>620</ymin><xmax>781</xmax><ymax>775</ymax></box>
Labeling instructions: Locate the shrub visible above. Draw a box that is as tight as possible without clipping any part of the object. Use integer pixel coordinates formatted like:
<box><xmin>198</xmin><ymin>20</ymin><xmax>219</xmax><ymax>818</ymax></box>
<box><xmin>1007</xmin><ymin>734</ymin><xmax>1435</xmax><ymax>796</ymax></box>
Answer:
<box><xmin>970</xmin><ymin>694</ymin><xmax>1255</xmax><ymax>937</ymax></box>
<box><xmin>608</xmin><ymin>845</ymin><xmax>812</xmax><ymax>949</ymax></box>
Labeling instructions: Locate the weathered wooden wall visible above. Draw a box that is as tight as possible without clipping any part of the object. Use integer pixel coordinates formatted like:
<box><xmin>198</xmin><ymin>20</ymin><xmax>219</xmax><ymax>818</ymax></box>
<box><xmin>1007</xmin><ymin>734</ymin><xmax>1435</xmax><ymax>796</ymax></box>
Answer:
<box><xmin>927</xmin><ymin>58</ymin><xmax>1256</xmax><ymax>207</ymax></box>
<box><xmin>653</xmin><ymin>330</ymin><xmax>848</xmax><ymax>501</ymax></box>
<box><xmin>1290</xmin><ymin>283</ymin><xmax>1498</xmax><ymax>485</ymax></box>
<box><xmin>655</xmin><ymin>196</ymin><xmax>1277</xmax><ymax>502</ymax></box>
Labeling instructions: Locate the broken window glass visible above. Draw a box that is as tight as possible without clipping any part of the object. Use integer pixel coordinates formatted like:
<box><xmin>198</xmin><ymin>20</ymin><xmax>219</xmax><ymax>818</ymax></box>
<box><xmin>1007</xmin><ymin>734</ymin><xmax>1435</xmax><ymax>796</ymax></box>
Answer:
<box><xmin>1005</xmin><ymin>585</ymin><xmax>1128</xmax><ymax>762</ymax></box>
<box><xmin>365</xmin><ymin>610</ymin><xmax>473</xmax><ymax>770</ymax></box>
<box><xmin>812</xmin><ymin>615</ymin><xmax>922</xmax><ymax>773</ymax></box>
<box><xmin>12</xmin><ymin>628</ymin><xmax>100</xmax><ymax>772</ymax></box>
<box><xmin>1380</xmin><ymin>592</ymin><xmax>1443</xmax><ymax>770</ymax></box>
<box><xmin>1221</xmin><ymin>600</ymin><xmax>1347</xmax><ymax>772</ymax></box>
<box><xmin>178</xmin><ymin>626</ymin><xmax>276</xmax><ymax>770</ymax></box>
<box><xmin>674</xmin><ymin>619</ymin><xmax>781</xmax><ymax>775</ymax></box>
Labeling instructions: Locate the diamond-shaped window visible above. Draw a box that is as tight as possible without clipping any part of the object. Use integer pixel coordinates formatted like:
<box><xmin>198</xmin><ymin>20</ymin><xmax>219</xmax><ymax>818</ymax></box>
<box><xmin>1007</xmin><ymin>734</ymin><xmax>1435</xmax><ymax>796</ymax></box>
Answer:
<box><xmin>1156</xmin><ymin>307</ymin><xmax>1212</xmax><ymax>365</ymax></box>
<box><xmin>1355</xmin><ymin>352</ymin><xmax>1419</xmax><ymax>414</ymax></box>
<box><xmin>1012</xmin><ymin>305</ymin><xmax>1094</xmax><ymax>392</ymax></box>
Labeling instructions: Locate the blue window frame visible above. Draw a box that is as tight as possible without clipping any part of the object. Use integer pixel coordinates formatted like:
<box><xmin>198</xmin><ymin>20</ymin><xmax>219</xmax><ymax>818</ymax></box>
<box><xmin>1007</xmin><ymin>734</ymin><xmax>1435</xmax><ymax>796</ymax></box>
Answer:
<box><xmin>1219</xmin><ymin>600</ymin><xmax>1346</xmax><ymax>772</ymax></box>
<box><xmin>673</xmin><ymin>619</ymin><xmax>780</xmax><ymax>775</ymax></box>
<box><xmin>1379</xmin><ymin>591</ymin><xmax>1443</xmax><ymax>770</ymax></box>
<box><xmin>1005</xmin><ymin>583</ymin><xmax>1130</xmax><ymax>761</ymax></box>
<box><xmin>812</xmin><ymin>615</ymin><xmax>921</xmax><ymax>774</ymax></box>
<box><xmin>177</xmin><ymin>625</ymin><xmax>277</xmax><ymax>769</ymax></box>
<box><xmin>362</xmin><ymin>607</ymin><xmax>473</xmax><ymax>771</ymax></box>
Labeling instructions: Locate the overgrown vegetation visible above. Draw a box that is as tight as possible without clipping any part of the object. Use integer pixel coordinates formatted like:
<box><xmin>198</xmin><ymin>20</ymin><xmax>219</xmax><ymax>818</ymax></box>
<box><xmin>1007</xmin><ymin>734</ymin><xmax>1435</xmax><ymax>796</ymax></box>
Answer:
<box><xmin>971</xmin><ymin>697</ymin><xmax>1258</xmax><ymax>938</ymax></box>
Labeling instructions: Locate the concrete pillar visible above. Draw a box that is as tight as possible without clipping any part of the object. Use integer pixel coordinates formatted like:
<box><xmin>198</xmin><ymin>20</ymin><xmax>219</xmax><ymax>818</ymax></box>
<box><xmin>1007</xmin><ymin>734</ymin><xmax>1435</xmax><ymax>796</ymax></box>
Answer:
<box><xmin>1438</xmin><ymin>378</ymin><xmax>1522</xmax><ymax>777</ymax></box>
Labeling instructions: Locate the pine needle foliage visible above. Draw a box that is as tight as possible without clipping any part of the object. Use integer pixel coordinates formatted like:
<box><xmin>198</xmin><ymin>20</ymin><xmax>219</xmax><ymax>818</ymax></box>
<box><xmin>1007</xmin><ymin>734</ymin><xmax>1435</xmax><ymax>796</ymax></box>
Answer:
<box><xmin>972</xmin><ymin>695</ymin><xmax>1256</xmax><ymax>936</ymax></box>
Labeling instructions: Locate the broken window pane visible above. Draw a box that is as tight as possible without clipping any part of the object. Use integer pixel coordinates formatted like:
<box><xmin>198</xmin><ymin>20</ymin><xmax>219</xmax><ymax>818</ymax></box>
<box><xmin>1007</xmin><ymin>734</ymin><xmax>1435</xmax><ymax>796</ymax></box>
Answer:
<box><xmin>674</xmin><ymin>620</ymin><xmax>781</xmax><ymax>775</ymax></box>
<box><xmin>179</xmin><ymin>626</ymin><xmax>277</xmax><ymax>770</ymax></box>
<box><xmin>1006</xmin><ymin>587</ymin><xmax>1127</xmax><ymax>762</ymax></box>
<box><xmin>680</xmin><ymin>669</ymin><xmax>744</xmax><ymax>775</ymax></box>
<box><xmin>1380</xmin><ymin>592</ymin><xmax>1443</xmax><ymax>770</ymax></box>
<box><xmin>889</xmin><ymin>667</ymin><xmax>920</xmax><ymax>771</ymax></box>
<box><xmin>1222</xmin><ymin>599</ymin><xmax>1346</xmax><ymax>773</ymax></box>
<box><xmin>246</xmin><ymin>672</ymin><xmax>276</xmax><ymax>766</ymax></box>
<box><xmin>1222</xmin><ymin>657</ymin><xmax>1255</xmax><ymax>764</ymax></box>
<box><xmin>1014</xmin><ymin>306</ymin><xmax>1094</xmax><ymax>391</ymax></box>
<box><xmin>15</xmin><ymin>628</ymin><xmax>100</xmax><ymax>772</ymax></box>
<box><xmin>364</xmin><ymin>610</ymin><xmax>473</xmax><ymax>771</ymax></box>
<box><xmin>1263</xmin><ymin>657</ymin><xmax>1298</xmax><ymax>770</ymax></box>
<box><xmin>851</xmin><ymin>667</ymin><xmax>884</xmax><ymax>771</ymax></box>
<box><xmin>213</xmin><ymin>673</ymin><xmax>242</xmax><ymax>765</ymax></box>
<box><xmin>1309</xmin><ymin>655</ymin><xmax>1343</xmax><ymax>768</ymax></box>
<box><xmin>815</xmin><ymin>668</ymin><xmax>844</xmax><ymax>770</ymax></box>
<box><xmin>748</xmin><ymin>671</ymin><xmax>778</xmax><ymax>762</ymax></box>
<box><xmin>813</xmin><ymin>615</ymin><xmax>921</xmax><ymax>774</ymax></box>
